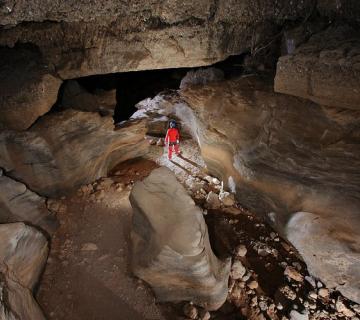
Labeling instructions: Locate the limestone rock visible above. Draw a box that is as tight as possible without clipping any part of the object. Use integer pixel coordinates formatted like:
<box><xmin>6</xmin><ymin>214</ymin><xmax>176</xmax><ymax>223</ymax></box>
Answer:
<box><xmin>171</xmin><ymin>75</ymin><xmax>360</xmax><ymax>303</ymax></box>
<box><xmin>0</xmin><ymin>174</ymin><xmax>58</xmax><ymax>234</ymax></box>
<box><xmin>0</xmin><ymin>110</ymin><xmax>149</xmax><ymax>196</ymax></box>
<box><xmin>0</xmin><ymin>46</ymin><xmax>62</xmax><ymax>130</ymax></box>
<box><xmin>180</xmin><ymin>68</ymin><xmax>224</xmax><ymax>89</ymax></box>
<box><xmin>130</xmin><ymin>167</ymin><xmax>230</xmax><ymax>310</ymax></box>
<box><xmin>0</xmin><ymin>223</ymin><xmax>48</xmax><ymax>320</ymax></box>
<box><xmin>284</xmin><ymin>266</ymin><xmax>304</xmax><ymax>282</ymax></box>
<box><xmin>61</xmin><ymin>80</ymin><xmax>116</xmax><ymax>115</ymax></box>
<box><xmin>206</xmin><ymin>191</ymin><xmax>221</xmax><ymax>209</ymax></box>
<box><xmin>231</xmin><ymin>260</ymin><xmax>246</xmax><ymax>280</ymax></box>
<box><xmin>275</xmin><ymin>26</ymin><xmax>360</xmax><ymax>110</ymax></box>
<box><xmin>0</xmin><ymin>1</ymin><xmax>315</xmax><ymax>79</ymax></box>
<box><xmin>286</xmin><ymin>212</ymin><xmax>360</xmax><ymax>303</ymax></box>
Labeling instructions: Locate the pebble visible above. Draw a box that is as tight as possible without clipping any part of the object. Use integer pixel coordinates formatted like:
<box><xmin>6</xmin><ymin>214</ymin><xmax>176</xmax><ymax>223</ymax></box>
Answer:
<box><xmin>305</xmin><ymin>276</ymin><xmax>316</xmax><ymax>288</ymax></box>
<box><xmin>318</xmin><ymin>288</ymin><xmax>329</xmax><ymax>298</ymax></box>
<box><xmin>183</xmin><ymin>303</ymin><xmax>198</xmax><ymax>319</ymax></box>
<box><xmin>259</xmin><ymin>301</ymin><xmax>268</xmax><ymax>311</ymax></box>
<box><xmin>248</xmin><ymin>281</ymin><xmax>259</xmax><ymax>290</ymax></box>
<box><xmin>235</xmin><ymin>244</ymin><xmax>247</xmax><ymax>257</ymax></box>
<box><xmin>290</xmin><ymin>310</ymin><xmax>309</xmax><ymax>320</ymax></box>
<box><xmin>280</xmin><ymin>286</ymin><xmax>297</xmax><ymax>300</ymax></box>
<box><xmin>198</xmin><ymin>310</ymin><xmax>211</xmax><ymax>320</ymax></box>
<box><xmin>336</xmin><ymin>299</ymin><xmax>355</xmax><ymax>317</ymax></box>
<box><xmin>231</xmin><ymin>260</ymin><xmax>246</xmax><ymax>280</ymax></box>
<box><xmin>309</xmin><ymin>292</ymin><xmax>318</xmax><ymax>300</ymax></box>
<box><xmin>284</xmin><ymin>266</ymin><xmax>304</xmax><ymax>282</ymax></box>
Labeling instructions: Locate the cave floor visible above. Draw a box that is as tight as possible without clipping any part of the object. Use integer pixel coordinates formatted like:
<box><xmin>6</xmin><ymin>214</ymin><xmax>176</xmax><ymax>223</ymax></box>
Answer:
<box><xmin>36</xmin><ymin>139</ymin><xmax>358</xmax><ymax>320</ymax></box>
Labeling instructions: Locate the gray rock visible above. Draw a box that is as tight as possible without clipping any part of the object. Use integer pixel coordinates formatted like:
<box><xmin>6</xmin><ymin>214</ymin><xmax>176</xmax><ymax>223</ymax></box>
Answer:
<box><xmin>130</xmin><ymin>167</ymin><xmax>230</xmax><ymax>310</ymax></box>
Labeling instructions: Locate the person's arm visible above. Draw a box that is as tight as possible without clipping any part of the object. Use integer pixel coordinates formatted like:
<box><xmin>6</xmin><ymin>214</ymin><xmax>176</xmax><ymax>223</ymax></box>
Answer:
<box><xmin>176</xmin><ymin>129</ymin><xmax>180</xmax><ymax>144</ymax></box>
<box><xmin>165</xmin><ymin>129</ymin><xmax>169</xmax><ymax>145</ymax></box>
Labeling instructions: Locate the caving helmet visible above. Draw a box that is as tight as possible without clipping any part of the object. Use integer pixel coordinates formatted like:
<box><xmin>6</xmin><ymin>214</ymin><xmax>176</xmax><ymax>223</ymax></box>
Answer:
<box><xmin>169</xmin><ymin>120</ymin><xmax>176</xmax><ymax>128</ymax></box>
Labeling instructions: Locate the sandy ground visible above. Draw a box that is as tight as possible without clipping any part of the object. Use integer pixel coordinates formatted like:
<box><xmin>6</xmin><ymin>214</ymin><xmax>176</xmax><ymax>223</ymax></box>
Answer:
<box><xmin>36</xmin><ymin>141</ymin><xmax>205</xmax><ymax>320</ymax></box>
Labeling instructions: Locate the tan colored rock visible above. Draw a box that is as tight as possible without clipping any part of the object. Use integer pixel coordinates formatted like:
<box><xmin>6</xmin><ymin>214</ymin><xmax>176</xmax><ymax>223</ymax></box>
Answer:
<box><xmin>0</xmin><ymin>1</ymin><xmax>314</xmax><ymax>79</ymax></box>
<box><xmin>284</xmin><ymin>266</ymin><xmax>304</xmax><ymax>282</ymax></box>
<box><xmin>275</xmin><ymin>26</ymin><xmax>360</xmax><ymax>110</ymax></box>
<box><xmin>130</xmin><ymin>167</ymin><xmax>230</xmax><ymax>310</ymax></box>
<box><xmin>0</xmin><ymin>174</ymin><xmax>58</xmax><ymax>234</ymax></box>
<box><xmin>0</xmin><ymin>47</ymin><xmax>62</xmax><ymax>130</ymax></box>
<box><xmin>0</xmin><ymin>223</ymin><xmax>48</xmax><ymax>320</ymax></box>
<box><xmin>61</xmin><ymin>80</ymin><xmax>116</xmax><ymax>115</ymax></box>
<box><xmin>0</xmin><ymin>110</ymin><xmax>149</xmax><ymax>196</ymax></box>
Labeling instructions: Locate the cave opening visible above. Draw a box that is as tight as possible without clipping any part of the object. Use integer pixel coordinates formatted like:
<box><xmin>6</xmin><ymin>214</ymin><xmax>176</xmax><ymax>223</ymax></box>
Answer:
<box><xmin>52</xmin><ymin>53</ymin><xmax>249</xmax><ymax>124</ymax></box>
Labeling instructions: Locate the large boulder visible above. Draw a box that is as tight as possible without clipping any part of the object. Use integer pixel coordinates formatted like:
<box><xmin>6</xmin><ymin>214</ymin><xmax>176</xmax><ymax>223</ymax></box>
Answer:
<box><xmin>61</xmin><ymin>80</ymin><xmax>116</xmax><ymax>116</ymax></box>
<box><xmin>0</xmin><ymin>223</ymin><xmax>48</xmax><ymax>320</ymax></box>
<box><xmin>0</xmin><ymin>1</ymin><xmax>314</xmax><ymax>79</ymax></box>
<box><xmin>275</xmin><ymin>26</ymin><xmax>360</xmax><ymax>110</ymax></box>
<box><xmin>286</xmin><ymin>212</ymin><xmax>360</xmax><ymax>304</ymax></box>
<box><xmin>0</xmin><ymin>46</ymin><xmax>62</xmax><ymax>131</ymax></box>
<box><xmin>130</xmin><ymin>167</ymin><xmax>230</xmax><ymax>310</ymax></box>
<box><xmin>0</xmin><ymin>172</ymin><xmax>57</xmax><ymax>234</ymax></box>
<box><xmin>0</xmin><ymin>110</ymin><xmax>149</xmax><ymax>197</ymax></box>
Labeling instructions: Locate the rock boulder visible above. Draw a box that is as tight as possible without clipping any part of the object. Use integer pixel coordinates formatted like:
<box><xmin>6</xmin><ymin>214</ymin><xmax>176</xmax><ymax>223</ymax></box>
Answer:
<box><xmin>130</xmin><ymin>167</ymin><xmax>230</xmax><ymax>310</ymax></box>
<box><xmin>0</xmin><ymin>46</ymin><xmax>62</xmax><ymax>130</ymax></box>
<box><xmin>0</xmin><ymin>173</ymin><xmax>58</xmax><ymax>234</ymax></box>
<box><xmin>275</xmin><ymin>26</ymin><xmax>360</xmax><ymax>110</ymax></box>
<box><xmin>0</xmin><ymin>223</ymin><xmax>48</xmax><ymax>320</ymax></box>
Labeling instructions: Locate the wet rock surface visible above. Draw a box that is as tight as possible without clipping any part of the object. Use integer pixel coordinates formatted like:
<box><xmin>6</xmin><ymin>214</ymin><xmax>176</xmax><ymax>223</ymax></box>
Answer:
<box><xmin>0</xmin><ymin>110</ymin><xmax>149</xmax><ymax>196</ymax></box>
<box><xmin>0</xmin><ymin>223</ymin><xmax>48</xmax><ymax>320</ymax></box>
<box><xmin>130</xmin><ymin>167</ymin><xmax>230</xmax><ymax>310</ymax></box>
<box><xmin>275</xmin><ymin>26</ymin><xmax>360</xmax><ymax>110</ymax></box>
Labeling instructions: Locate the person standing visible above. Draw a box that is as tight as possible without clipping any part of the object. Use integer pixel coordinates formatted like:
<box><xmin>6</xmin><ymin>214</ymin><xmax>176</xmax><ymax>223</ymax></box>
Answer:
<box><xmin>165</xmin><ymin>120</ymin><xmax>180</xmax><ymax>160</ymax></box>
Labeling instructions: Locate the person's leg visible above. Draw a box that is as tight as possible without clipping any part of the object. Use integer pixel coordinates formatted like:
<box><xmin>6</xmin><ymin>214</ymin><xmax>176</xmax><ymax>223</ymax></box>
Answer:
<box><xmin>174</xmin><ymin>143</ymin><xmax>180</xmax><ymax>155</ymax></box>
<box><xmin>168</xmin><ymin>144</ymin><xmax>173</xmax><ymax>159</ymax></box>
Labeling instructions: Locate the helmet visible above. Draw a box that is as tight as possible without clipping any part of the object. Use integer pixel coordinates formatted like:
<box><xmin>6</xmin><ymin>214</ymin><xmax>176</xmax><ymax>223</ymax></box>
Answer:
<box><xmin>169</xmin><ymin>120</ymin><xmax>176</xmax><ymax>128</ymax></box>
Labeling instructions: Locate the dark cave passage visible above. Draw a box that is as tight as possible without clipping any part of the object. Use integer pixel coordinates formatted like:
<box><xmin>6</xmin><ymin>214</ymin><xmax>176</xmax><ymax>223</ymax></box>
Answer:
<box><xmin>52</xmin><ymin>54</ymin><xmax>248</xmax><ymax>124</ymax></box>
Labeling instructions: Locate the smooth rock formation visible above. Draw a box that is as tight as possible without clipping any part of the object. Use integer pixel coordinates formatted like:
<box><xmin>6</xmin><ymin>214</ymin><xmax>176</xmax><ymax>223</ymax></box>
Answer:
<box><xmin>0</xmin><ymin>173</ymin><xmax>57</xmax><ymax>234</ymax></box>
<box><xmin>275</xmin><ymin>26</ymin><xmax>360</xmax><ymax>110</ymax></box>
<box><xmin>0</xmin><ymin>110</ymin><xmax>149</xmax><ymax>196</ymax></box>
<box><xmin>130</xmin><ymin>167</ymin><xmax>230</xmax><ymax>310</ymax></box>
<box><xmin>287</xmin><ymin>212</ymin><xmax>360</xmax><ymax>304</ymax></box>
<box><xmin>61</xmin><ymin>80</ymin><xmax>116</xmax><ymax>116</ymax></box>
<box><xmin>0</xmin><ymin>46</ymin><xmax>62</xmax><ymax>130</ymax></box>
<box><xmin>0</xmin><ymin>1</ymin><xmax>314</xmax><ymax>79</ymax></box>
<box><xmin>146</xmin><ymin>76</ymin><xmax>360</xmax><ymax>302</ymax></box>
<box><xmin>0</xmin><ymin>223</ymin><xmax>48</xmax><ymax>320</ymax></box>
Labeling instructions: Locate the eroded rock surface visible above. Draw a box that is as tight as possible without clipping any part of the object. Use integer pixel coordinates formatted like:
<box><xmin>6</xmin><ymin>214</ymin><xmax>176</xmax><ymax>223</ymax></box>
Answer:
<box><xmin>137</xmin><ymin>76</ymin><xmax>360</xmax><ymax>302</ymax></box>
<box><xmin>0</xmin><ymin>1</ymin><xmax>314</xmax><ymax>79</ymax></box>
<box><xmin>0</xmin><ymin>223</ymin><xmax>48</xmax><ymax>320</ymax></box>
<box><xmin>0</xmin><ymin>110</ymin><xmax>149</xmax><ymax>196</ymax></box>
<box><xmin>0</xmin><ymin>46</ymin><xmax>62</xmax><ymax>130</ymax></box>
<box><xmin>287</xmin><ymin>212</ymin><xmax>360</xmax><ymax>304</ymax></box>
<box><xmin>61</xmin><ymin>80</ymin><xmax>116</xmax><ymax>116</ymax></box>
<box><xmin>0</xmin><ymin>172</ymin><xmax>57</xmax><ymax>234</ymax></box>
<box><xmin>130</xmin><ymin>167</ymin><xmax>230</xmax><ymax>310</ymax></box>
<box><xmin>275</xmin><ymin>26</ymin><xmax>360</xmax><ymax>109</ymax></box>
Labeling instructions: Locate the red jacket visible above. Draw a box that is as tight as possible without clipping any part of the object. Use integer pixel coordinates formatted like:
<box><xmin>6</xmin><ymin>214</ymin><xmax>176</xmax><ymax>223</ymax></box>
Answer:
<box><xmin>165</xmin><ymin>128</ymin><xmax>180</xmax><ymax>143</ymax></box>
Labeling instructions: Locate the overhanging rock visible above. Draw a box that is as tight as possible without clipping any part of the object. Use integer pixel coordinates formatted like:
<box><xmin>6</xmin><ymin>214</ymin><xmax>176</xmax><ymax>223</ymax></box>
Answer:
<box><xmin>130</xmin><ymin>167</ymin><xmax>230</xmax><ymax>310</ymax></box>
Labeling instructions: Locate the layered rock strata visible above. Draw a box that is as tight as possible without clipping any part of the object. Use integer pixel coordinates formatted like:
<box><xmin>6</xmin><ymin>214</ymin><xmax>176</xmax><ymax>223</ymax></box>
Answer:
<box><xmin>0</xmin><ymin>1</ymin><xmax>315</xmax><ymax>79</ymax></box>
<box><xmin>275</xmin><ymin>26</ymin><xmax>360</xmax><ymax>110</ymax></box>
<box><xmin>130</xmin><ymin>167</ymin><xmax>230</xmax><ymax>310</ymax></box>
